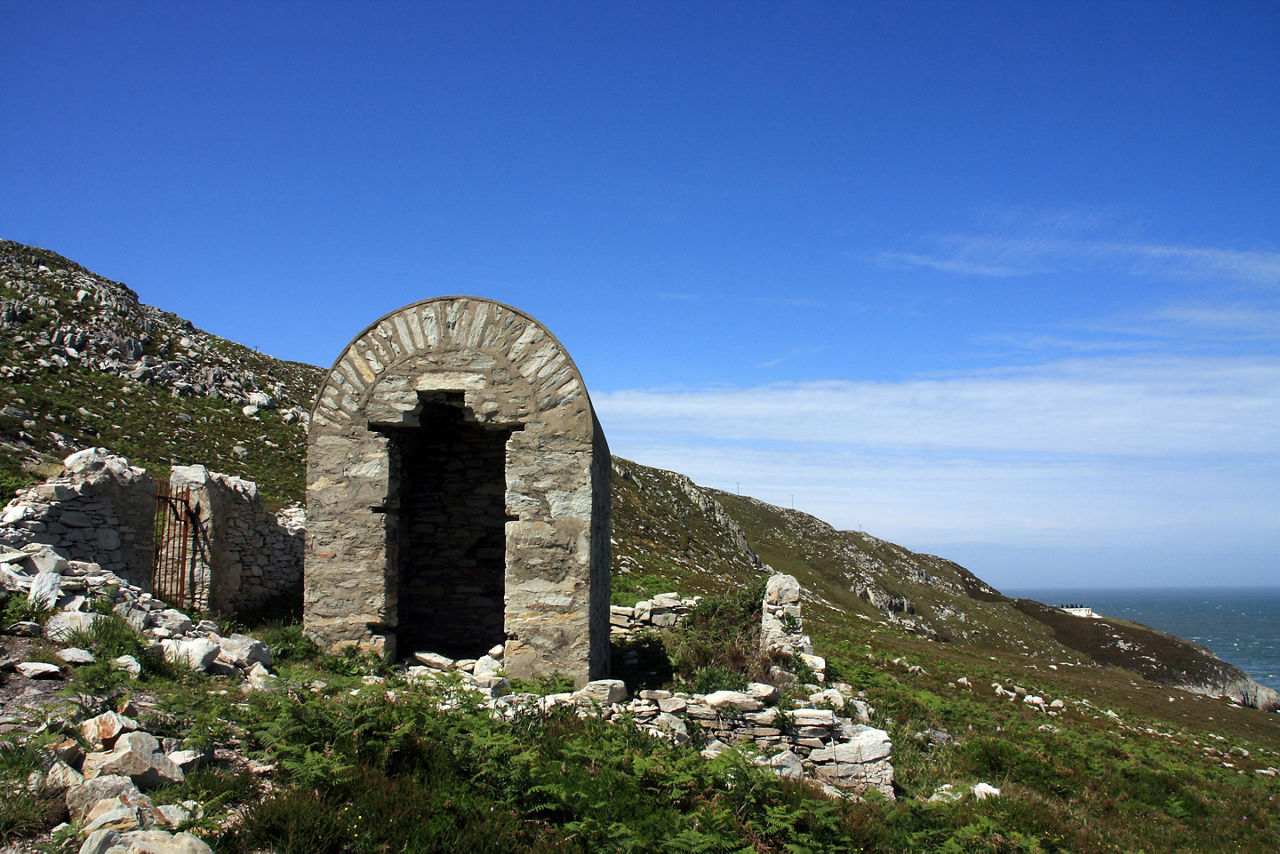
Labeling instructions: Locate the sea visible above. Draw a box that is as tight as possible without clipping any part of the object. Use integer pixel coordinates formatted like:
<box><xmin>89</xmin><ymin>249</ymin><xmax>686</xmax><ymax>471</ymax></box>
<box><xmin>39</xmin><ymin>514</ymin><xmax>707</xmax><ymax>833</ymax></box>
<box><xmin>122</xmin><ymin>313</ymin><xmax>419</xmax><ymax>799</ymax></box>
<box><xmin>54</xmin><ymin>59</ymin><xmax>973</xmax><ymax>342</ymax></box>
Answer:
<box><xmin>1005</xmin><ymin>587</ymin><xmax>1280</xmax><ymax>693</ymax></box>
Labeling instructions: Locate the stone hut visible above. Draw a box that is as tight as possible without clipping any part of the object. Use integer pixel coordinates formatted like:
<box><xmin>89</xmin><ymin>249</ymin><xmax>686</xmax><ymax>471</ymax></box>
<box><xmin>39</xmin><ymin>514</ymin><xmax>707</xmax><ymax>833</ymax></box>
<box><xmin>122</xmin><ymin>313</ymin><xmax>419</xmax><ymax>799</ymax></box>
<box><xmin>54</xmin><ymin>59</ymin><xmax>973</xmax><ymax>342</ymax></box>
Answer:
<box><xmin>304</xmin><ymin>297</ymin><xmax>610</xmax><ymax>685</ymax></box>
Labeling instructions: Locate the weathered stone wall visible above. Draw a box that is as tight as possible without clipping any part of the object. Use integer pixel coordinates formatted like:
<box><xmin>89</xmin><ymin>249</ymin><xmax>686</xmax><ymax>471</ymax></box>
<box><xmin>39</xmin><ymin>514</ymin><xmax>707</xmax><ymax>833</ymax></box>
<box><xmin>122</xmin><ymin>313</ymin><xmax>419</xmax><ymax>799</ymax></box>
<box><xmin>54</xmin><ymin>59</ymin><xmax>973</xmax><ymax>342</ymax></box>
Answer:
<box><xmin>167</xmin><ymin>465</ymin><xmax>304</xmax><ymax>614</ymax></box>
<box><xmin>305</xmin><ymin>297</ymin><xmax>610</xmax><ymax>686</ymax></box>
<box><xmin>0</xmin><ymin>452</ymin><xmax>302</xmax><ymax>615</ymax></box>
<box><xmin>610</xmin><ymin>592</ymin><xmax>703</xmax><ymax>636</ymax></box>
<box><xmin>403</xmin><ymin>572</ymin><xmax>895</xmax><ymax>800</ymax></box>
<box><xmin>0</xmin><ymin>448</ymin><xmax>154</xmax><ymax>588</ymax></box>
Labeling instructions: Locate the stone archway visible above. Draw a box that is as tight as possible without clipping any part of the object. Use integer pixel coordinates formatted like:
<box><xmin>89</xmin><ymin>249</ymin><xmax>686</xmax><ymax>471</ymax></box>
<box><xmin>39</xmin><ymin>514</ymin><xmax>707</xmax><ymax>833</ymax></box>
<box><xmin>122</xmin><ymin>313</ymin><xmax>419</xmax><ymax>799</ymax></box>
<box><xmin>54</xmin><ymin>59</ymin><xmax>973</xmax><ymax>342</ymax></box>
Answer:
<box><xmin>304</xmin><ymin>297</ymin><xmax>610</xmax><ymax>685</ymax></box>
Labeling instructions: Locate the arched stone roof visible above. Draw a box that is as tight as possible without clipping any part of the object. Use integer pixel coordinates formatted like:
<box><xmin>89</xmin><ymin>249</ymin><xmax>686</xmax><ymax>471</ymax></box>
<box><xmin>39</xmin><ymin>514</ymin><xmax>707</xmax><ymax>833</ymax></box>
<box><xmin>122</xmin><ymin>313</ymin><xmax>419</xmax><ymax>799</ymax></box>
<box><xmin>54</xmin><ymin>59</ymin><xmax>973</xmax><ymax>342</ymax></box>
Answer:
<box><xmin>310</xmin><ymin>296</ymin><xmax>594</xmax><ymax>432</ymax></box>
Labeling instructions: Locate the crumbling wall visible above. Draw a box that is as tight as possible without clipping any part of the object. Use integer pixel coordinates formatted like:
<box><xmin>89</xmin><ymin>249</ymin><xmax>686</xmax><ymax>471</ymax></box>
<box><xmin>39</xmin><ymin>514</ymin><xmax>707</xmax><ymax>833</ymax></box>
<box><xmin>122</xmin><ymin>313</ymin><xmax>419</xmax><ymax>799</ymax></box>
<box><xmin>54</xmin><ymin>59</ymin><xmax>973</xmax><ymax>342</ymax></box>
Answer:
<box><xmin>166</xmin><ymin>465</ymin><xmax>303</xmax><ymax>614</ymax></box>
<box><xmin>0</xmin><ymin>450</ymin><xmax>302</xmax><ymax>615</ymax></box>
<box><xmin>0</xmin><ymin>448</ymin><xmax>154</xmax><ymax>588</ymax></box>
<box><xmin>408</xmin><ymin>573</ymin><xmax>893</xmax><ymax>800</ymax></box>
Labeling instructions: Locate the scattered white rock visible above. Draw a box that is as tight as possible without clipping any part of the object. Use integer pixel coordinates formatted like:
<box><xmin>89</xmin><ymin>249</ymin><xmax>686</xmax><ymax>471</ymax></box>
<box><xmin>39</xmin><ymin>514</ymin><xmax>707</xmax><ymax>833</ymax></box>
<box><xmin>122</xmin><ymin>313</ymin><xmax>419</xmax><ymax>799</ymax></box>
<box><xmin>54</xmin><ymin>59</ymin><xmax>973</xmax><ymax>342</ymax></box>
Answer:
<box><xmin>81</xmin><ymin>711</ymin><xmax>141</xmax><ymax>748</ymax></box>
<box><xmin>112</xmin><ymin>655</ymin><xmax>142</xmax><ymax>678</ymax></box>
<box><xmin>81</xmin><ymin>731</ymin><xmax>185</xmax><ymax>788</ymax></box>
<box><xmin>59</xmin><ymin>646</ymin><xmax>97</xmax><ymax>665</ymax></box>
<box><xmin>704</xmin><ymin>690</ymin><xmax>764</xmax><ymax>713</ymax></box>
<box><xmin>28</xmin><ymin>570</ymin><xmax>62</xmax><ymax>608</ymax></box>
<box><xmin>44</xmin><ymin>611</ymin><xmax>104</xmax><ymax>641</ymax></box>
<box><xmin>577</xmin><ymin>679</ymin><xmax>628</xmax><ymax>705</ymax></box>
<box><xmin>413</xmin><ymin>651</ymin><xmax>454</xmax><ymax>670</ymax></box>
<box><xmin>161</xmin><ymin>637</ymin><xmax>220</xmax><ymax>672</ymax></box>
<box><xmin>16</xmin><ymin>660</ymin><xmax>63</xmax><ymax>679</ymax></box>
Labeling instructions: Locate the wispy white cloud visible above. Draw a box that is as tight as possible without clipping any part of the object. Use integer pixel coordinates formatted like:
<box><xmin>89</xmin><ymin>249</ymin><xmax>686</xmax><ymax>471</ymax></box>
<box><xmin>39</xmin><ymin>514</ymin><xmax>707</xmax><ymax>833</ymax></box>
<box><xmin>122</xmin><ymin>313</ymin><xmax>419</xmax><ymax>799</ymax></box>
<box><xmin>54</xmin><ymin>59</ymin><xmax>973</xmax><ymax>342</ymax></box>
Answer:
<box><xmin>747</xmin><ymin>295</ymin><xmax>826</xmax><ymax>309</ymax></box>
<box><xmin>995</xmin><ymin>300</ymin><xmax>1280</xmax><ymax>354</ymax></box>
<box><xmin>598</xmin><ymin>355</ymin><xmax>1280</xmax><ymax>457</ymax></box>
<box><xmin>879</xmin><ymin>229</ymin><xmax>1280</xmax><ymax>287</ymax></box>
<box><xmin>875</xmin><ymin>250</ymin><xmax>1034</xmax><ymax>277</ymax></box>
<box><xmin>1149</xmin><ymin>302</ymin><xmax>1280</xmax><ymax>338</ymax></box>
<box><xmin>595</xmin><ymin>353</ymin><xmax>1280</xmax><ymax>585</ymax></box>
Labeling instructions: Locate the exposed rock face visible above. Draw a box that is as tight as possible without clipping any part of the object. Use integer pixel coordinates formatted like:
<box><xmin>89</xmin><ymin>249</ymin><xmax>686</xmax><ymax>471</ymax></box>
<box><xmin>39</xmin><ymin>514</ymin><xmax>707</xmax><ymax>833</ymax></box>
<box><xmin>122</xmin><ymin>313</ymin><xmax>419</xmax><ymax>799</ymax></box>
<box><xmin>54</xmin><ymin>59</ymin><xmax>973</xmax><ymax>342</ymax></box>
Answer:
<box><xmin>1184</xmin><ymin>674</ymin><xmax>1280</xmax><ymax>713</ymax></box>
<box><xmin>305</xmin><ymin>297</ymin><xmax>611</xmax><ymax>686</ymax></box>
<box><xmin>1013</xmin><ymin>598</ymin><xmax>1280</xmax><ymax>712</ymax></box>
<box><xmin>0</xmin><ymin>240</ymin><xmax>306</xmax><ymax>407</ymax></box>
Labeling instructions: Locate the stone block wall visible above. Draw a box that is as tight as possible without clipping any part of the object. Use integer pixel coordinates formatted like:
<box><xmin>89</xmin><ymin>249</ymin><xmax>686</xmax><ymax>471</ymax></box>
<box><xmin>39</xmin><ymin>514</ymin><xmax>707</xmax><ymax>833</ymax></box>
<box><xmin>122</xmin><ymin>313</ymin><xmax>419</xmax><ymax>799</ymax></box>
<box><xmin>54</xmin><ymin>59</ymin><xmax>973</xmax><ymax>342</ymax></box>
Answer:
<box><xmin>610</xmin><ymin>592</ymin><xmax>703</xmax><ymax>637</ymax></box>
<box><xmin>406</xmin><ymin>572</ymin><xmax>895</xmax><ymax>800</ymax></box>
<box><xmin>0</xmin><ymin>448</ymin><xmax>155</xmax><ymax>588</ymax></box>
<box><xmin>166</xmin><ymin>465</ymin><xmax>303</xmax><ymax>614</ymax></box>
<box><xmin>0</xmin><ymin>450</ymin><xmax>302</xmax><ymax>616</ymax></box>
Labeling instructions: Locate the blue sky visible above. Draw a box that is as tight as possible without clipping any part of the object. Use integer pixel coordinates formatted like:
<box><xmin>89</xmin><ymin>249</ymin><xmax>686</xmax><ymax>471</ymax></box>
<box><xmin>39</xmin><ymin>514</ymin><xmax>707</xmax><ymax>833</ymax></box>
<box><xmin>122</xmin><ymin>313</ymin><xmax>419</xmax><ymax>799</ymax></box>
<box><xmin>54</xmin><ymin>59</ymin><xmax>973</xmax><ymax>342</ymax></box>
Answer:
<box><xmin>2</xmin><ymin>2</ymin><xmax>1277</xmax><ymax>589</ymax></box>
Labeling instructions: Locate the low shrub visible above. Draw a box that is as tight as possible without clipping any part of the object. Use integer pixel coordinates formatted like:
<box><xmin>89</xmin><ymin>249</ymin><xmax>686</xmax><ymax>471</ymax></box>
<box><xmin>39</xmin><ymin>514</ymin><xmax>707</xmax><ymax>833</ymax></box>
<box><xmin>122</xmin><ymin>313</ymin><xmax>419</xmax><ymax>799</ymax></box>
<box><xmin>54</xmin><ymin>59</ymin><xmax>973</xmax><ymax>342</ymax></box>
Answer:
<box><xmin>665</xmin><ymin>579</ymin><xmax>771</xmax><ymax>692</ymax></box>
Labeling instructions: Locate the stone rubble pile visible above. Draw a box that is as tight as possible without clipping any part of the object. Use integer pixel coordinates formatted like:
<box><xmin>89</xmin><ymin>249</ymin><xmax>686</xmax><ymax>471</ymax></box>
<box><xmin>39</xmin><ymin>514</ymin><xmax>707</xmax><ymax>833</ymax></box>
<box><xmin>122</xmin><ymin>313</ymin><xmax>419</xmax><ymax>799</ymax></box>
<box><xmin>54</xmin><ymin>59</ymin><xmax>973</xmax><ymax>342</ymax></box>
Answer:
<box><xmin>19</xmin><ymin>707</ymin><xmax>216</xmax><ymax>853</ymax></box>
<box><xmin>1</xmin><ymin>541</ymin><xmax>275</xmax><ymax>688</ymax></box>
<box><xmin>399</xmin><ymin>574</ymin><xmax>894</xmax><ymax>800</ymax></box>
<box><xmin>397</xmin><ymin>645</ymin><xmax>895</xmax><ymax>800</ymax></box>
<box><xmin>760</xmin><ymin>573</ymin><xmax>827</xmax><ymax>683</ymax></box>
<box><xmin>609</xmin><ymin>591</ymin><xmax>703</xmax><ymax>636</ymax></box>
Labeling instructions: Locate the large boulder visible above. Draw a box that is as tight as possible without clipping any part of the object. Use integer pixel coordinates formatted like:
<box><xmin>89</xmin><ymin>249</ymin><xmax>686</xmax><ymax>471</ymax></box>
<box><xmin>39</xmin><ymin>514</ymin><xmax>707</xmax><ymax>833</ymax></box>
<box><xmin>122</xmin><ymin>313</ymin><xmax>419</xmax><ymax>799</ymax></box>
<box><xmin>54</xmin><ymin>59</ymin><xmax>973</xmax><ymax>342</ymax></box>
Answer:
<box><xmin>161</xmin><ymin>638</ymin><xmax>220</xmax><ymax>672</ymax></box>
<box><xmin>218</xmin><ymin>633</ymin><xmax>272</xmax><ymax>669</ymax></box>
<box><xmin>81</xmin><ymin>732</ymin><xmax>184</xmax><ymax>789</ymax></box>
<box><xmin>45</xmin><ymin>611</ymin><xmax>105</xmax><ymax>641</ymax></box>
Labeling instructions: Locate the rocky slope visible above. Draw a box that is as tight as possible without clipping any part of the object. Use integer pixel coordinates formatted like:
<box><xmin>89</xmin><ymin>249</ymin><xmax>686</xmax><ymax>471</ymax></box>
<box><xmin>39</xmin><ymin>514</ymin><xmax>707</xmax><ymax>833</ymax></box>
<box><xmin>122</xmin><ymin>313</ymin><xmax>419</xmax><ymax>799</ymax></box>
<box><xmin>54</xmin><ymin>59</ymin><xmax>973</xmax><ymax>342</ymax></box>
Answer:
<box><xmin>0</xmin><ymin>240</ymin><xmax>323</xmax><ymax>505</ymax></box>
<box><xmin>613</xmin><ymin>461</ymin><xmax>1279</xmax><ymax>711</ymax></box>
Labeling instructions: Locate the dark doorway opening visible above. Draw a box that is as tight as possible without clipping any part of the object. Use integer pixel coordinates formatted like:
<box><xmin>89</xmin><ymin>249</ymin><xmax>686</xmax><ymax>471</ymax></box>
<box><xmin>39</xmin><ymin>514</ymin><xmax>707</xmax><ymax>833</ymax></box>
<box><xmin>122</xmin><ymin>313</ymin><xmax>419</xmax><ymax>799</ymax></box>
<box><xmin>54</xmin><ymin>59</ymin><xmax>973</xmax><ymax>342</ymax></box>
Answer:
<box><xmin>387</xmin><ymin>392</ymin><xmax>518</xmax><ymax>660</ymax></box>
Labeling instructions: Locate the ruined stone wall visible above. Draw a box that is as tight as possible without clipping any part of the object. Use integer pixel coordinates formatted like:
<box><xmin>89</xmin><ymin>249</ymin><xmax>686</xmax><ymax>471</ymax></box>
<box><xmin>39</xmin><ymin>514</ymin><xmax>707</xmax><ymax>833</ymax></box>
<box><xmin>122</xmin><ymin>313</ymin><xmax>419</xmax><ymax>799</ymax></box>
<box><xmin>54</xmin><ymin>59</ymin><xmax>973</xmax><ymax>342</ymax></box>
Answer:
<box><xmin>305</xmin><ymin>297</ymin><xmax>610</xmax><ymax>686</ymax></box>
<box><xmin>167</xmin><ymin>465</ymin><xmax>303</xmax><ymax>614</ymax></box>
<box><xmin>0</xmin><ymin>448</ymin><xmax>154</xmax><ymax>588</ymax></box>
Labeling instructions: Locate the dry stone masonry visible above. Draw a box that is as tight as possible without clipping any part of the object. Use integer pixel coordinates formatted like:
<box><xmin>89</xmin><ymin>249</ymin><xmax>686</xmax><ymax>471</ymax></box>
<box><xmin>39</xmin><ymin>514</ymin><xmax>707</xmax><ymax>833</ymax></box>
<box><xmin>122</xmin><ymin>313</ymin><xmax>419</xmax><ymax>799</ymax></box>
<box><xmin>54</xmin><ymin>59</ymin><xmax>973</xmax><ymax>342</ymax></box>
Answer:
<box><xmin>0</xmin><ymin>448</ymin><xmax>155</xmax><ymax>589</ymax></box>
<box><xmin>1</xmin><ymin>449</ymin><xmax>304</xmax><ymax>619</ymax></box>
<box><xmin>609</xmin><ymin>592</ymin><xmax>703</xmax><ymax>636</ymax></box>
<box><xmin>305</xmin><ymin>297</ymin><xmax>611</xmax><ymax>686</ymax></box>
<box><xmin>166</xmin><ymin>465</ymin><xmax>304</xmax><ymax>614</ymax></box>
<box><xmin>401</xmin><ymin>573</ymin><xmax>895</xmax><ymax>800</ymax></box>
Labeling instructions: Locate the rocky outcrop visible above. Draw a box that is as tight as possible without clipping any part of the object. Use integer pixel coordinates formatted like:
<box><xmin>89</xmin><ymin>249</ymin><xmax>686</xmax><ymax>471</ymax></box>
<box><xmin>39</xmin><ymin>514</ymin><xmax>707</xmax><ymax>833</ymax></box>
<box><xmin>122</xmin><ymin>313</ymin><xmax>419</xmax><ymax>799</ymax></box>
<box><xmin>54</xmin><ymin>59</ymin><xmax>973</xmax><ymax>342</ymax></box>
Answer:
<box><xmin>1182</xmin><ymin>674</ymin><xmax>1280</xmax><ymax>713</ymax></box>
<box><xmin>0</xmin><ymin>241</ymin><xmax>305</xmax><ymax>409</ymax></box>
<box><xmin>1013</xmin><ymin>598</ymin><xmax>1280</xmax><ymax>712</ymax></box>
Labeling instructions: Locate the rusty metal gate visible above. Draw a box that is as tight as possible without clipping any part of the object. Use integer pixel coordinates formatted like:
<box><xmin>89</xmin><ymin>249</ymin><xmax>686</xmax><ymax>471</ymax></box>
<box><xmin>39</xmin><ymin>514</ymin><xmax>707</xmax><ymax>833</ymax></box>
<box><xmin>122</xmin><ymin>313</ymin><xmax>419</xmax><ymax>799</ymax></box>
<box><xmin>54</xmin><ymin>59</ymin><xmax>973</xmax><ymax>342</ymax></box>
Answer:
<box><xmin>152</xmin><ymin>483</ymin><xmax>206</xmax><ymax>610</ymax></box>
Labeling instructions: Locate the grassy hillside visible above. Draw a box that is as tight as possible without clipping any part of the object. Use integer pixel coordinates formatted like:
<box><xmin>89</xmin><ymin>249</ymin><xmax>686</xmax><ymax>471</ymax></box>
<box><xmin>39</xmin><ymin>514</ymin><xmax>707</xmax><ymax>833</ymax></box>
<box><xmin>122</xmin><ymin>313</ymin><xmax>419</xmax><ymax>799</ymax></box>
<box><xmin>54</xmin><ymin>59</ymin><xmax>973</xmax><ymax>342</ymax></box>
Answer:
<box><xmin>2</xmin><ymin>239</ymin><xmax>1278</xmax><ymax>850</ymax></box>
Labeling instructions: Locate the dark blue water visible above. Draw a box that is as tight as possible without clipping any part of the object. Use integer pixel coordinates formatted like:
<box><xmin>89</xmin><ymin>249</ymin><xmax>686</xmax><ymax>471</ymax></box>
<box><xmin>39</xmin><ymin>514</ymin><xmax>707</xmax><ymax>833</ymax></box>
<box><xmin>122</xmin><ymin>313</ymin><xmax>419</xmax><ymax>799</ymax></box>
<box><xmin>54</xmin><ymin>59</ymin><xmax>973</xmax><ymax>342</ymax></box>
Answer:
<box><xmin>1006</xmin><ymin>587</ymin><xmax>1280</xmax><ymax>692</ymax></box>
